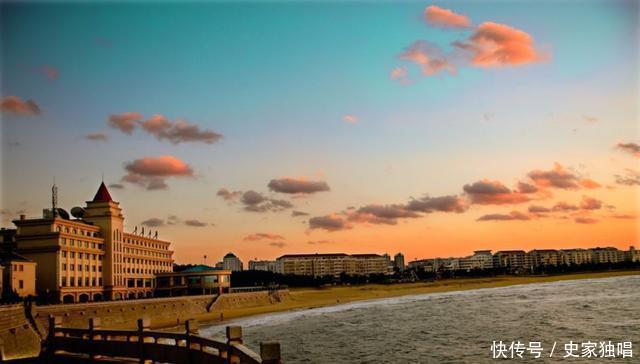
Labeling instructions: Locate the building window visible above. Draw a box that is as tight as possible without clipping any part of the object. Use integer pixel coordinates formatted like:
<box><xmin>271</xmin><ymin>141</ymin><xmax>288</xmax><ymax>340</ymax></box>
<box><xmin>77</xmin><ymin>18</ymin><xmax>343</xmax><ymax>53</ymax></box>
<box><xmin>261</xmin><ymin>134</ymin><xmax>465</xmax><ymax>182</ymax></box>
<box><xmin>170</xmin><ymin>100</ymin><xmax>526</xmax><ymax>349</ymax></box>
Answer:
<box><xmin>61</xmin><ymin>277</ymin><xmax>67</xmax><ymax>287</ymax></box>
<box><xmin>19</xmin><ymin>280</ymin><xmax>24</xmax><ymax>289</ymax></box>
<box><xmin>62</xmin><ymin>264</ymin><xmax>67</xmax><ymax>271</ymax></box>
<box><xmin>98</xmin><ymin>266</ymin><xmax>102</xmax><ymax>272</ymax></box>
<box><xmin>19</xmin><ymin>264</ymin><xmax>23</xmax><ymax>271</ymax></box>
<box><xmin>70</xmin><ymin>252</ymin><xmax>75</xmax><ymax>258</ymax></box>
<box><xmin>77</xmin><ymin>265</ymin><xmax>82</xmax><ymax>271</ymax></box>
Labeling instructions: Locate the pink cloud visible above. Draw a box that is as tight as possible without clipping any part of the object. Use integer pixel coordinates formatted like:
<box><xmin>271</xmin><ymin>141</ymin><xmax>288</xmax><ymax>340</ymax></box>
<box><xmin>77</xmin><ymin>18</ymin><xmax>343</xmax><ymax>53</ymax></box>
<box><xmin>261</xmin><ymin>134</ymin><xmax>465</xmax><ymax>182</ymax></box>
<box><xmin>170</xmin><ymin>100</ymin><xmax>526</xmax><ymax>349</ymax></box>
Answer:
<box><xmin>424</xmin><ymin>5</ymin><xmax>471</xmax><ymax>28</ymax></box>
<box><xmin>122</xmin><ymin>155</ymin><xmax>194</xmax><ymax>190</ymax></box>
<box><xmin>140</xmin><ymin>114</ymin><xmax>222</xmax><ymax>144</ymax></box>
<box><xmin>454</xmin><ymin>22</ymin><xmax>547</xmax><ymax>67</ymax></box>
<box><xmin>343</xmin><ymin>115</ymin><xmax>358</xmax><ymax>124</ymax></box>
<box><xmin>108</xmin><ymin>112</ymin><xmax>143</xmax><ymax>134</ymax></box>
<box><xmin>399</xmin><ymin>41</ymin><xmax>455</xmax><ymax>76</ymax></box>
<box><xmin>1</xmin><ymin>96</ymin><xmax>41</xmax><ymax>116</ymax></box>
<box><xmin>390</xmin><ymin>66</ymin><xmax>410</xmax><ymax>84</ymax></box>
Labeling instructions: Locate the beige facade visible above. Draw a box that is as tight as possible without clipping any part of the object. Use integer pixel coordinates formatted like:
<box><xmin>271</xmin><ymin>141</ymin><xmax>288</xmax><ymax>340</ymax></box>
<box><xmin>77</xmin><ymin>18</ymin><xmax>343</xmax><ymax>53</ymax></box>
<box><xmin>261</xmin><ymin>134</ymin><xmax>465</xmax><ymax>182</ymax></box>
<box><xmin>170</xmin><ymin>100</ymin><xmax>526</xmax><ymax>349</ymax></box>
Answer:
<box><xmin>558</xmin><ymin>249</ymin><xmax>593</xmax><ymax>265</ymax></box>
<box><xmin>458</xmin><ymin>250</ymin><xmax>494</xmax><ymax>271</ymax></box>
<box><xmin>0</xmin><ymin>252</ymin><xmax>37</xmax><ymax>297</ymax></box>
<box><xmin>276</xmin><ymin>253</ymin><xmax>391</xmax><ymax>277</ymax></box>
<box><xmin>528</xmin><ymin>249</ymin><xmax>560</xmax><ymax>270</ymax></box>
<box><xmin>11</xmin><ymin>182</ymin><xmax>173</xmax><ymax>303</ymax></box>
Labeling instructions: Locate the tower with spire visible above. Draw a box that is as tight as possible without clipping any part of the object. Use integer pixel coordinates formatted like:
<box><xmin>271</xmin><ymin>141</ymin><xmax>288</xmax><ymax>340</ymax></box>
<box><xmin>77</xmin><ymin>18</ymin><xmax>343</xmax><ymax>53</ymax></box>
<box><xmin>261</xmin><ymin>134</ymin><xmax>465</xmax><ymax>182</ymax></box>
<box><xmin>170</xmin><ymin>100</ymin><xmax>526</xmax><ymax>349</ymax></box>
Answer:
<box><xmin>83</xmin><ymin>182</ymin><xmax>126</xmax><ymax>300</ymax></box>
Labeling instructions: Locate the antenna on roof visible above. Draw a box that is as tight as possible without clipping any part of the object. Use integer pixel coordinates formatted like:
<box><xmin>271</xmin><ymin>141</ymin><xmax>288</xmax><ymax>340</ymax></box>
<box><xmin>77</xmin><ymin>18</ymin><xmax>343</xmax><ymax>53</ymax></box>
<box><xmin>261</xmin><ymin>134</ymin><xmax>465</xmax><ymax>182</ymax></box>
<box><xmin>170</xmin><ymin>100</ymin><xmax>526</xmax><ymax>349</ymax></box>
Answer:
<box><xmin>101</xmin><ymin>172</ymin><xmax>104</xmax><ymax>183</ymax></box>
<box><xmin>51</xmin><ymin>177</ymin><xmax>58</xmax><ymax>218</ymax></box>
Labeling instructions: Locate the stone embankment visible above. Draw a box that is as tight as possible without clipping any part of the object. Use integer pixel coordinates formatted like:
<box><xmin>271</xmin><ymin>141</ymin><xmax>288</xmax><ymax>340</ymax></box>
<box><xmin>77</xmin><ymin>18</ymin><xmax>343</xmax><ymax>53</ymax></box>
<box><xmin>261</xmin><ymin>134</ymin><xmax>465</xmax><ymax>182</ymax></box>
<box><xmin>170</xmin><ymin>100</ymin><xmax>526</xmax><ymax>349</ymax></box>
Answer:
<box><xmin>0</xmin><ymin>290</ymin><xmax>289</xmax><ymax>360</ymax></box>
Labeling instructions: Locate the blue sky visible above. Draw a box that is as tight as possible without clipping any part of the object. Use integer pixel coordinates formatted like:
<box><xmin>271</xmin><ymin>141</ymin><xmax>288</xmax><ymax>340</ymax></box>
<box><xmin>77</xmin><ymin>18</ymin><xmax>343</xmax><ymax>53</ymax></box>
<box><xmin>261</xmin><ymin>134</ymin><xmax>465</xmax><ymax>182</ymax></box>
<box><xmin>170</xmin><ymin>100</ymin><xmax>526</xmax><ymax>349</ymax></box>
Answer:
<box><xmin>1</xmin><ymin>1</ymin><xmax>638</xmax><ymax>263</ymax></box>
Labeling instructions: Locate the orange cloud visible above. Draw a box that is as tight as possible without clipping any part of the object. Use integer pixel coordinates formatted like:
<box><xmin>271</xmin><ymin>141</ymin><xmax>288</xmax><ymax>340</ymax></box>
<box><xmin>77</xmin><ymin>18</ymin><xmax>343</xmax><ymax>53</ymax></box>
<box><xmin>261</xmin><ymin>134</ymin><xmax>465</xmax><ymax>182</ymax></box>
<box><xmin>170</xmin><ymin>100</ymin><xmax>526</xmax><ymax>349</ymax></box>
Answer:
<box><xmin>243</xmin><ymin>233</ymin><xmax>285</xmax><ymax>241</ymax></box>
<box><xmin>463</xmin><ymin>179</ymin><xmax>530</xmax><ymax>205</ymax></box>
<box><xmin>1</xmin><ymin>96</ymin><xmax>41</xmax><ymax>116</ymax></box>
<box><xmin>454</xmin><ymin>22</ymin><xmax>547</xmax><ymax>67</ymax></box>
<box><xmin>424</xmin><ymin>5</ymin><xmax>471</xmax><ymax>28</ymax></box>
<box><xmin>108</xmin><ymin>112</ymin><xmax>143</xmax><ymax>134</ymax></box>
<box><xmin>575</xmin><ymin>217</ymin><xmax>598</xmax><ymax>225</ymax></box>
<box><xmin>390</xmin><ymin>66</ymin><xmax>409</xmax><ymax>84</ymax></box>
<box><xmin>343</xmin><ymin>115</ymin><xmax>358</xmax><ymax>124</ymax></box>
<box><xmin>399</xmin><ymin>41</ymin><xmax>455</xmax><ymax>76</ymax></box>
<box><xmin>122</xmin><ymin>155</ymin><xmax>194</xmax><ymax>190</ymax></box>
<box><xmin>580</xmin><ymin>196</ymin><xmax>603</xmax><ymax>210</ymax></box>
<box><xmin>528</xmin><ymin>163</ymin><xmax>598</xmax><ymax>190</ymax></box>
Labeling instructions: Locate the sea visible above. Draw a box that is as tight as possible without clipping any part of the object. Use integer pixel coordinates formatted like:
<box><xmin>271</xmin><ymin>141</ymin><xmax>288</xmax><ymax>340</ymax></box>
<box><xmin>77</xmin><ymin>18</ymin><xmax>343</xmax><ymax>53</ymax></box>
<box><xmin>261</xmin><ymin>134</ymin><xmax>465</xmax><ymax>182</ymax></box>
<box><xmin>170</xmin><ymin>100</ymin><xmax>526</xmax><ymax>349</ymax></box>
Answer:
<box><xmin>199</xmin><ymin>275</ymin><xmax>640</xmax><ymax>363</ymax></box>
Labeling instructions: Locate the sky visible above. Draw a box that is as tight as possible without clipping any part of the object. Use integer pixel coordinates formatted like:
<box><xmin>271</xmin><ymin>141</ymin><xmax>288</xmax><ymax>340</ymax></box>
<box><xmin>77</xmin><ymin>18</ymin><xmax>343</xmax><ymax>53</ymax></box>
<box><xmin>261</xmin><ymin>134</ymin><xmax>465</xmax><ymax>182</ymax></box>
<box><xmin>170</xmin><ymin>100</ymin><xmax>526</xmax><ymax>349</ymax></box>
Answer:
<box><xmin>1</xmin><ymin>1</ymin><xmax>639</xmax><ymax>264</ymax></box>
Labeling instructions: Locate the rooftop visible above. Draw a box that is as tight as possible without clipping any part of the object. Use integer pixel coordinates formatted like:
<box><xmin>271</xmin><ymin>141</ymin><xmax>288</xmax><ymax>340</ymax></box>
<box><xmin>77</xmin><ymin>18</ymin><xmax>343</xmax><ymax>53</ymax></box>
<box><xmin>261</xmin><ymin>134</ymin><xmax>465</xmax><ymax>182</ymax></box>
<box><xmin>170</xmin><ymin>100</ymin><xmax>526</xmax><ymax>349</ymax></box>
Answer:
<box><xmin>92</xmin><ymin>182</ymin><xmax>113</xmax><ymax>202</ymax></box>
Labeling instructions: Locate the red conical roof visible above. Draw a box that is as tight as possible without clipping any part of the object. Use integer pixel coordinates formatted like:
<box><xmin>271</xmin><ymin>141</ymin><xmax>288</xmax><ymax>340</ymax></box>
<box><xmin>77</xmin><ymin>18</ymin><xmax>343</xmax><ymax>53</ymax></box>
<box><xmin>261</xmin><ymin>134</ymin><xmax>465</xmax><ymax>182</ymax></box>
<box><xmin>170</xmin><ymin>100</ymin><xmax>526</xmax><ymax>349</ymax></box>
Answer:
<box><xmin>92</xmin><ymin>182</ymin><xmax>113</xmax><ymax>202</ymax></box>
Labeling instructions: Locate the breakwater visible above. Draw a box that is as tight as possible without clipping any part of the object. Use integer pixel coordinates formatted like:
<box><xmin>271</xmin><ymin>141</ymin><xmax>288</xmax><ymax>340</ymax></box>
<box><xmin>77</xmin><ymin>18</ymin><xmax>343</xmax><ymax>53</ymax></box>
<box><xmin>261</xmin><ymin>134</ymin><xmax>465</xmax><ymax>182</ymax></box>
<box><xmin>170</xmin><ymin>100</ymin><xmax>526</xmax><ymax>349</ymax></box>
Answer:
<box><xmin>0</xmin><ymin>290</ymin><xmax>289</xmax><ymax>360</ymax></box>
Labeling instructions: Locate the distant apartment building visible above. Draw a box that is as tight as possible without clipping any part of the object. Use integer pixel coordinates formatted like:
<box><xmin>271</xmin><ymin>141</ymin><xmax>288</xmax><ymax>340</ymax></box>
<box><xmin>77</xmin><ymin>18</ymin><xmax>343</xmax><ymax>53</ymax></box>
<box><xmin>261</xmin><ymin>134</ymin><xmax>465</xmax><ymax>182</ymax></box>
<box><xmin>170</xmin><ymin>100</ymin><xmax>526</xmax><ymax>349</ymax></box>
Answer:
<box><xmin>407</xmin><ymin>258</ymin><xmax>436</xmax><ymax>272</ymax></box>
<box><xmin>248</xmin><ymin>259</ymin><xmax>277</xmax><ymax>272</ymax></box>
<box><xmin>223</xmin><ymin>252</ymin><xmax>243</xmax><ymax>272</ymax></box>
<box><xmin>493</xmin><ymin>250</ymin><xmax>528</xmax><ymax>271</ymax></box>
<box><xmin>0</xmin><ymin>251</ymin><xmax>37</xmax><ymax>297</ymax></box>
<box><xmin>393</xmin><ymin>253</ymin><xmax>405</xmax><ymax>272</ymax></box>
<box><xmin>528</xmin><ymin>249</ymin><xmax>560</xmax><ymax>270</ymax></box>
<box><xmin>591</xmin><ymin>247</ymin><xmax>625</xmax><ymax>264</ymax></box>
<box><xmin>458</xmin><ymin>250</ymin><xmax>494</xmax><ymax>271</ymax></box>
<box><xmin>628</xmin><ymin>246</ymin><xmax>640</xmax><ymax>262</ymax></box>
<box><xmin>558</xmin><ymin>249</ymin><xmax>593</xmax><ymax>266</ymax></box>
<box><xmin>276</xmin><ymin>253</ymin><xmax>391</xmax><ymax>277</ymax></box>
<box><xmin>5</xmin><ymin>182</ymin><xmax>174</xmax><ymax>303</ymax></box>
<box><xmin>407</xmin><ymin>257</ymin><xmax>461</xmax><ymax>272</ymax></box>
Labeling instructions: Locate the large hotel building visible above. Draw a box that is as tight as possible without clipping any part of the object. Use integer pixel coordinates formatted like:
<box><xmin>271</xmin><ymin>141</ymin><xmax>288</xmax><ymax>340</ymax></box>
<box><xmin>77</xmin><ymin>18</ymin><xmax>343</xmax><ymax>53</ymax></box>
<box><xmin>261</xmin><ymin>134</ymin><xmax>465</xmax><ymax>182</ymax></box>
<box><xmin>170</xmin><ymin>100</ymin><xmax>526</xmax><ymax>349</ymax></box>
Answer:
<box><xmin>7</xmin><ymin>183</ymin><xmax>175</xmax><ymax>303</ymax></box>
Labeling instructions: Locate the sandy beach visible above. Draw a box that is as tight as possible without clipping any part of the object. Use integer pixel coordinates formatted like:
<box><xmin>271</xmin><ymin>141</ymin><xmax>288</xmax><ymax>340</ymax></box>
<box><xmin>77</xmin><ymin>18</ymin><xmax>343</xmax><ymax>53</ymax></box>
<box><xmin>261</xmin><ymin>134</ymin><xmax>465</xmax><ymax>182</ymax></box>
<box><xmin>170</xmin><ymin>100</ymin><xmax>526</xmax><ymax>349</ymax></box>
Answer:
<box><xmin>176</xmin><ymin>270</ymin><xmax>640</xmax><ymax>329</ymax></box>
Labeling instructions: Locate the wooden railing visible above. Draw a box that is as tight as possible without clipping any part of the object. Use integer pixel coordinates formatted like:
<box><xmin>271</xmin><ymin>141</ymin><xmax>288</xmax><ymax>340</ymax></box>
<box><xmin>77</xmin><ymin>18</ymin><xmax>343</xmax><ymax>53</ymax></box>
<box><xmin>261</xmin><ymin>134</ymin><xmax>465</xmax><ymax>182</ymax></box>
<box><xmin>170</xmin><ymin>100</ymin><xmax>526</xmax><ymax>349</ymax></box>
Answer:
<box><xmin>44</xmin><ymin>315</ymin><xmax>281</xmax><ymax>363</ymax></box>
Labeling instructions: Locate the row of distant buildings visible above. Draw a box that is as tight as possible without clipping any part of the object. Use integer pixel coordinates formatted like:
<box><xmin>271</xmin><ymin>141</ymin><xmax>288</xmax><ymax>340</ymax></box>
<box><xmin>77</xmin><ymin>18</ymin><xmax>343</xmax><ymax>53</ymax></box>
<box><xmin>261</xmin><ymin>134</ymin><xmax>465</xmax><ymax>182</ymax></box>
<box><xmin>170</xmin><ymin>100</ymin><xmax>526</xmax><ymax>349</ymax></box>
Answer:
<box><xmin>408</xmin><ymin>247</ymin><xmax>640</xmax><ymax>273</ymax></box>
<box><xmin>246</xmin><ymin>253</ymin><xmax>406</xmax><ymax>277</ymax></box>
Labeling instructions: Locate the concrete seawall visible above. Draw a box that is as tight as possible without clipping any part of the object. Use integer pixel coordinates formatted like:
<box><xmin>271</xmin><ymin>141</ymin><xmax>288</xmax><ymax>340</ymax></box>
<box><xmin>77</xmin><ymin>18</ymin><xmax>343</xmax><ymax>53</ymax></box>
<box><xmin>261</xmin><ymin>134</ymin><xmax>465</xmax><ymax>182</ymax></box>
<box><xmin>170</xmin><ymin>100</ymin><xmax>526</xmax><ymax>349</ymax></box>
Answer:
<box><xmin>0</xmin><ymin>290</ymin><xmax>289</xmax><ymax>360</ymax></box>
<box><xmin>0</xmin><ymin>304</ymin><xmax>41</xmax><ymax>360</ymax></box>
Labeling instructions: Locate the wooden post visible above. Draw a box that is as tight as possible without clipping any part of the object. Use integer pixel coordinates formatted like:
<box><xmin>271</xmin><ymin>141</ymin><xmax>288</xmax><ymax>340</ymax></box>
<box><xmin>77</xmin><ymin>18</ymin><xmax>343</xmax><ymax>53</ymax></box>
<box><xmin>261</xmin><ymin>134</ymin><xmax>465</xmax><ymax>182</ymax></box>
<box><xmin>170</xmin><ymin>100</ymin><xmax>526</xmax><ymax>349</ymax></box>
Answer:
<box><xmin>0</xmin><ymin>337</ymin><xmax>5</xmax><ymax>362</ymax></box>
<box><xmin>185</xmin><ymin>319</ymin><xmax>192</xmax><ymax>364</ymax></box>
<box><xmin>137</xmin><ymin>318</ymin><xmax>150</xmax><ymax>363</ymax></box>
<box><xmin>226</xmin><ymin>326</ymin><xmax>243</xmax><ymax>364</ymax></box>
<box><xmin>260</xmin><ymin>342</ymin><xmax>282</xmax><ymax>364</ymax></box>
<box><xmin>47</xmin><ymin>315</ymin><xmax>62</xmax><ymax>360</ymax></box>
<box><xmin>88</xmin><ymin>317</ymin><xmax>101</xmax><ymax>361</ymax></box>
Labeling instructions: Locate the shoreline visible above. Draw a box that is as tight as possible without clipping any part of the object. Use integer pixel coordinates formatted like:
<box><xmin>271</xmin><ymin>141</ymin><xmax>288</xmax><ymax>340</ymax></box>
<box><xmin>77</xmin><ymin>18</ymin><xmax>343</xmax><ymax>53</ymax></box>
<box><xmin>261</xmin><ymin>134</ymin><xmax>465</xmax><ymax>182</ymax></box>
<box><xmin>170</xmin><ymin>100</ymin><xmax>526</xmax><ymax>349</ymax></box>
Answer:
<box><xmin>172</xmin><ymin>270</ymin><xmax>640</xmax><ymax>331</ymax></box>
